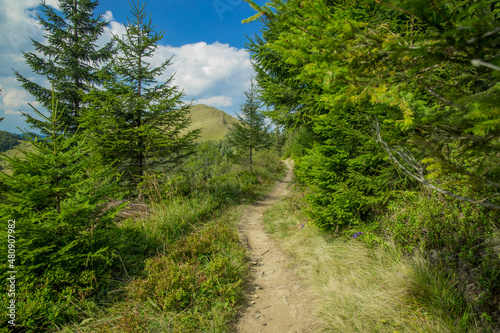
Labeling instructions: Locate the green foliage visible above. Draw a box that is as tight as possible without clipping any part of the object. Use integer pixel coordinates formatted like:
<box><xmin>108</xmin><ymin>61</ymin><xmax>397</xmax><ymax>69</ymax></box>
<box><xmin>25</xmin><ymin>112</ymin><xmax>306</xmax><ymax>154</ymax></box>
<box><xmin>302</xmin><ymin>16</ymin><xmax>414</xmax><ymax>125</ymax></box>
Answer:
<box><xmin>244</xmin><ymin>0</ymin><xmax>500</xmax><ymax>326</ymax></box>
<box><xmin>132</xmin><ymin>222</ymin><xmax>244</xmax><ymax>314</ymax></box>
<box><xmin>245</xmin><ymin>0</ymin><xmax>500</xmax><ymax>215</ymax></box>
<box><xmin>82</xmin><ymin>0</ymin><xmax>199</xmax><ymax>190</ymax></box>
<box><xmin>101</xmin><ymin>219</ymin><xmax>247</xmax><ymax>333</ymax></box>
<box><xmin>407</xmin><ymin>258</ymin><xmax>475</xmax><ymax>332</ymax></box>
<box><xmin>384</xmin><ymin>191</ymin><xmax>500</xmax><ymax>320</ymax></box>
<box><xmin>227</xmin><ymin>80</ymin><xmax>272</xmax><ymax>171</ymax></box>
<box><xmin>0</xmin><ymin>96</ymin><xmax>120</xmax><ymax>329</ymax></box>
<box><xmin>14</xmin><ymin>0</ymin><xmax>114</xmax><ymax>132</ymax></box>
<box><xmin>295</xmin><ymin>110</ymin><xmax>412</xmax><ymax>230</ymax></box>
<box><xmin>0</xmin><ymin>131</ymin><xmax>20</xmax><ymax>152</ymax></box>
<box><xmin>58</xmin><ymin>144</ymin><xmax>284</xmax><ymax>332</ymax></box>
<box><xmin>281</xmin><ymin>126</ymin><xmax>315</xmax><ymax>159</ymax></box>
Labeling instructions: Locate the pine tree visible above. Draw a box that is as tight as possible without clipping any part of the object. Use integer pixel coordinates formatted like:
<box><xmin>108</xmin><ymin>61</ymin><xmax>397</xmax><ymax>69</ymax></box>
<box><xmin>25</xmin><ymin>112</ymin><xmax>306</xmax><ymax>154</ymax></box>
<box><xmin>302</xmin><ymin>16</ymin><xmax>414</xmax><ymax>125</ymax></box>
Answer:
<box><xmin>243</xmin><ymin>0</ymin><xmax>500</xmax><ymax>222</ymax></box>
<box><xmin>82</xmin><ymin>0</ymin><xmax>199</xmax><ymax>190</ymax></box>
<box><xmin>14</xmin><ymin>0</ymin><xmax>114</xmax><ymax>133</ymax></box>
<box><xmin>227</xmin><ymin>80</ymin><xmax>271</xmax><ymax>171</ymax></box>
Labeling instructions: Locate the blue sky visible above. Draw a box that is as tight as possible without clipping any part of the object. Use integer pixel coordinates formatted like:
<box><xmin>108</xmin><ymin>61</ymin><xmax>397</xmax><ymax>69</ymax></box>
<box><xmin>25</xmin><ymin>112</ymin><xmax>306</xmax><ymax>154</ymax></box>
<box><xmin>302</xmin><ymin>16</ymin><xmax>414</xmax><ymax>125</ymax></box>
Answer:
<box><xmin>0</xmin><ymin>0</ymin><xmax>265</xmax><ymax>134</ymax></box>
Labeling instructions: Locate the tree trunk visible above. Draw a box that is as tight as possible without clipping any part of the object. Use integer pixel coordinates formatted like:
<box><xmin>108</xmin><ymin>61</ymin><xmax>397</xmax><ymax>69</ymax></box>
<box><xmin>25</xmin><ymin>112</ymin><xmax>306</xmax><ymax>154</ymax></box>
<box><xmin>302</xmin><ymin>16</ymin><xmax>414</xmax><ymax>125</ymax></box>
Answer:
<box><xmin>249</xmin><ymin>146</ymin><xmax>253</xmax><ymax>172</ymax></box>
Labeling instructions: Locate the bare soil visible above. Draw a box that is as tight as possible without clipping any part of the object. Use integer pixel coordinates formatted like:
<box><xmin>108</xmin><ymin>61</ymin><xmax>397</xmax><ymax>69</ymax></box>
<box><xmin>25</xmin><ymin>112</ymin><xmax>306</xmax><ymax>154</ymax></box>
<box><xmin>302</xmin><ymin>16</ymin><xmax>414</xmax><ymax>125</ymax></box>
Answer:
<box><xmin>235</xmin><ymin>160</ymin><xmax>321</xmax><ymax>333</ymax></box>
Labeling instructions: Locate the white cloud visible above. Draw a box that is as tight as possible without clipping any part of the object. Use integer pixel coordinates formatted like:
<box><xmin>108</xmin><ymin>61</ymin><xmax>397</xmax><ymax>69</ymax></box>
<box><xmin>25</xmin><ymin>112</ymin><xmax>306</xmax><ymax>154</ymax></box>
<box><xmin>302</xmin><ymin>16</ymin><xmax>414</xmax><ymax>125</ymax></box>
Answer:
<box><xmin>97</xmin><ymin>13</ymin><xmax>127</xmax><ymax>48</ymax></box>
<box><xmin>0</xmin><ymin>1</ymin><xmax>44</xmax><ymax>56</ymax></box>
<box><xmin>195</xmin><ymin>95</ymin><xmax>233</xmax><ymax>107</ymax></box>
<box><xmin>108</xmin><ymin>21</ymin><xmax>127</xmax><ymax>39</ymax></box>
<box><xmin>2</xmin><ymin>88</ymin><xmax>33</xmax><ymax>108</ymax></box>
<box><xmin>102</xmin><ymin>10</ymin><xmax>114</xmax><ymax>22</ymax></box>
<box><xmin>4</xmin><ymin>109</ymin><xmax>23</xmax><ymax>115</ymax></box>
<box><xmin>153</xmin><ymin>42</ymin><xmax>253</xmax><ymax>100</ymax></box>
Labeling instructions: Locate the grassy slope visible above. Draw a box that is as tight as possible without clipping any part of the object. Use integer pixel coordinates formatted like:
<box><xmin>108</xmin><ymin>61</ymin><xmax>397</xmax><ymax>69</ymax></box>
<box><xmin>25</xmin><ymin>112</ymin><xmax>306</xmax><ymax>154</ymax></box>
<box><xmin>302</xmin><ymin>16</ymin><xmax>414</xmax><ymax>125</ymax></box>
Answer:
<box><xmin>187</xmin><ymin>104</ymin><xmax>239</xmax><ymax>142</ymax></box>
<box><xmin>0</xmin><ymin>141</ymin><xmax>32</xmax><ymax>173</ymax></box>
<box><xmin>55</xmin><ymin>151</ymin><xmax>285</xmax><ymax>332</ymax></box>
<box><xmin>0</xmin><ymin>104</ymin><xmax>237</xmax><ymax>170</ymax></box>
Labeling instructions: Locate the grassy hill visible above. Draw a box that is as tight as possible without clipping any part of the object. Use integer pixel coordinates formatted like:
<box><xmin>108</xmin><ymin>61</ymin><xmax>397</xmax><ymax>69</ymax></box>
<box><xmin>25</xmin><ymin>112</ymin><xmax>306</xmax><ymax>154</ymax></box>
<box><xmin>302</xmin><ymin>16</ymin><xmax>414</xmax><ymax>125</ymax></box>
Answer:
<box><xmin>186</xmin><ymin>104</ymin><xmax>238</xmax><ymax>142</ymax></box>
<box><xmin>0</xmin><ymin>141</ymin><xmax>32</xmax><ymax>174</ymax></box>
<box><xmin>0</xmin><ymin>104</ymin><xmax>236</xmax><ymax>172</ymax></box>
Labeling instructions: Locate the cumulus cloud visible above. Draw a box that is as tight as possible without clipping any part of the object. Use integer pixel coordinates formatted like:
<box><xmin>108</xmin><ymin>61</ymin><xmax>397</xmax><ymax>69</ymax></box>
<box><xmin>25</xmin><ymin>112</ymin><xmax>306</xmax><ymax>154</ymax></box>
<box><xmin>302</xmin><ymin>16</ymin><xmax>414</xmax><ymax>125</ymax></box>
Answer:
<box><xmin>2</xmin><ymin>88</ymin><xmax>33</xmax><ymax>109</ymax></box>
<box><xmin>0</xmin><ymin>1</ymin><xmax>43</xmax><ymax>56</ymax></box>
<box><xmin>102</xmin><ymin>10</ymin><xmax>114</xmax><ymax>22</ymax></box>
<box><xmin>4</xmin><ymin>109</ymin><xmax>23</xmax><ymax>115</ymax></box>
<box><xmin>195</xmin><ymin>95</ymin><xmax>234</xmax><ymax>107</ymax></box>
<box><xmin>153</xmin><ymin>42</ymin><xmax>253</xmax><ymax>101</ymax></box>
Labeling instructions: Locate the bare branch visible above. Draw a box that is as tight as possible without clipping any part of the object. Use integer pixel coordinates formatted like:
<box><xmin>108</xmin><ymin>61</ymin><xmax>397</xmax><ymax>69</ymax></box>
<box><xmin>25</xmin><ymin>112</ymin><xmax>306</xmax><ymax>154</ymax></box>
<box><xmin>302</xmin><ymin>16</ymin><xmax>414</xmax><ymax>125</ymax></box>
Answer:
<box><xmin>424</xmin><ymin>87</ymin><xmax>461</xmax><ymax>108</ymax></box>
<box><xmin>471</xmin><ymin>59</ymin><xmax>500</xmax><ymax>71</ymax></box>
<box><xmin>370</xmin><ymin>116</ymin><xmax>500</xmax><ymax>210</ymax></box>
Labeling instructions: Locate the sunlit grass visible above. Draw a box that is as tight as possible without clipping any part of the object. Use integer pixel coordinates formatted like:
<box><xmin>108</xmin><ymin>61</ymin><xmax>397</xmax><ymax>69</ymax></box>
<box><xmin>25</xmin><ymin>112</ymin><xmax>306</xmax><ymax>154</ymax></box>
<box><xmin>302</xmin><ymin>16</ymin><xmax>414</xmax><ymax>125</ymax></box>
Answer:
<box><xmin>57</xmin><ymin>150</ymin><xmax>284</xmax><ymax>332</ymax></box>
<box><xmin>0</xmin><ymin>141</ymin><xmax>33</xmax><ymax>174</ymax></box>
<box><xmin>263</xmin><ymin>183</ymin><xmax>477</xmax><ymax>333</ymax></box>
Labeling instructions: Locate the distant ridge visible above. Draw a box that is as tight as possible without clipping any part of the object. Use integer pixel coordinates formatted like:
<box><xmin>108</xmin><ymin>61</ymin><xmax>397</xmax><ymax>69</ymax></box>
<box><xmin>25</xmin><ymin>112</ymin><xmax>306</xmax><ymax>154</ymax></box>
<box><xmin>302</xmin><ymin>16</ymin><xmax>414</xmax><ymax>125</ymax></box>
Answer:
<box><xmin>1</xmin><ymin>104</ymin><xmax>237</xmax><ymax>171</ymax></box>
<box><xmin>187</xmin><ymin>104</ymin><xmax>239</xmax><ymax>142</ymax></box>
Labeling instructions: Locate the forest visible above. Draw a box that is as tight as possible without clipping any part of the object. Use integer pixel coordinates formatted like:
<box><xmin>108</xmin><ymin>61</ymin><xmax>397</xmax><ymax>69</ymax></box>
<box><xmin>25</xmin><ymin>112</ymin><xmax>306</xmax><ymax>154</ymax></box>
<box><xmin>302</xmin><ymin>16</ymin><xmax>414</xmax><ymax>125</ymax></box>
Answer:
<box><xmin>0</xmin><ymin>132</ymin><xmax>21</xmax><ymax>153</ymax></box>
<box><xmin>0</xmin><ymin>0</ymin><xmax>499</xmax><ymax>332</ymax></box>
<box><xmin>244</xmin><ymin>0</ymin><xmax>499</xmax><ymax>330</ymax></box>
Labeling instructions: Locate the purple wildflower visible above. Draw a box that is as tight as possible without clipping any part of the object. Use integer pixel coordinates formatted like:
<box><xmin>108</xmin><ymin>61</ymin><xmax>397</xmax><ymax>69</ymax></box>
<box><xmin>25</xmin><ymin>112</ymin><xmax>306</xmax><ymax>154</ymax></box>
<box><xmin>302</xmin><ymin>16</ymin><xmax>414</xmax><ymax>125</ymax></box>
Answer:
<box><xmin>352</xmin><ymin>232</ymin><xmax>364</xmax><ymax>239</ymax></box>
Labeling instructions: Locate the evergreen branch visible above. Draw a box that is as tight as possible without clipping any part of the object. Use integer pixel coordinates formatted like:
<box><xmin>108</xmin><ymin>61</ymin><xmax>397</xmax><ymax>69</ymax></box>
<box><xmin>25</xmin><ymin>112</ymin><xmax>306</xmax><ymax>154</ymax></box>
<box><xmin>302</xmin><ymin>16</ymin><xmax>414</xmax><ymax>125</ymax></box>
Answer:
<box><xmin>371</xmin><ymin>116</ymin><xmax>500</xmax><ymax>210</ymax></box>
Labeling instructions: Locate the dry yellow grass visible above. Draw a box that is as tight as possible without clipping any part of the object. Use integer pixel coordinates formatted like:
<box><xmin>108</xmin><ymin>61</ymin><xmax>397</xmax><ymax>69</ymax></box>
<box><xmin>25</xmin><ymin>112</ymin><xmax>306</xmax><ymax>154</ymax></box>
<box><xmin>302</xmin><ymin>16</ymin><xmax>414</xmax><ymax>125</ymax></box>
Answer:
<box><xmin>263</xmin><ymin>185</ymin><xmax>455</xmax><ymax>333</ymax></box>
<box><xmin>186</xmin><ymin>104</ymin><xmax>239</xmax><ymax>142</ymax></box>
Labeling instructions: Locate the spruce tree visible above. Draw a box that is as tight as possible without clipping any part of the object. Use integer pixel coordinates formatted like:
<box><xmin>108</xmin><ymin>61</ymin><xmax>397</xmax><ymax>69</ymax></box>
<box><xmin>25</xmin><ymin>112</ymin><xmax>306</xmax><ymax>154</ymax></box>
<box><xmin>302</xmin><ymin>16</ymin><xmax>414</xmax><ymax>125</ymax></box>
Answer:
<box><xmin>14</xmin><ymin>0</ymin><xmax>114</xmax><ymax>133</ymax></box>
<box><xmin>227</xmin><ymin>80</ymin><xmax>271</xmax><ymax>171</ymax></box>
<box><xmin>0</xmin><ymin>92</ymin><xmax>120</xmax><ymax>286</ymax></box>
<box><xmin>82</xmin><ymin>0</ymin><xmax>199</xmax><ymax>190</ymax></box>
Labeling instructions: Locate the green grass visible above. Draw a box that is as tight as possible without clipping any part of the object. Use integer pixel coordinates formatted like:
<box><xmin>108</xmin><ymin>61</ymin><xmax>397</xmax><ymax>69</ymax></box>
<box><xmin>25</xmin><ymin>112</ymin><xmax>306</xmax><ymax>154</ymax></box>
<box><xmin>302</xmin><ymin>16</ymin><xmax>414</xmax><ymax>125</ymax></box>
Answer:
<box><xmin>185</xmin><ymin>104</ymin><xmax>239</xmax><ymax>142</ymax></box>
<box><xmin>0</xmin><ymin>141</ymin><xmax>33</xmax><ymax>173</ymax></box>
<box><xmin>262</xmin><ymin>183</ymin><xmax>480</xmax><ymax>333</ymax></box>
<box><xmin>51</xmin><ymin>151</ymin><xmax>285</xmax><ymax>332</ymax></box>
<box><xmin>62</xmin><ymin>207</ymin><xmax>248</xmax><ymax>333</ymax></box>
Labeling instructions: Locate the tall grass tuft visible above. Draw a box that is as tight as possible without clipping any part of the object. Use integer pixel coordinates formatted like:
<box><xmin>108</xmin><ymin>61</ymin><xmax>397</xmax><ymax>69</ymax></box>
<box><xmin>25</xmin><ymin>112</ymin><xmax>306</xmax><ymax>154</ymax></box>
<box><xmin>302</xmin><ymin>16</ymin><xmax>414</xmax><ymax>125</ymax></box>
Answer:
<box><xmin>262</xmin><ymin>184</ymin><xmax>479</xmax><ymax>333</ymax></box>
<box><xmin>58</xmin><ymin>145</ymin><xmax>284</xmax><ymax>332</ymax></box>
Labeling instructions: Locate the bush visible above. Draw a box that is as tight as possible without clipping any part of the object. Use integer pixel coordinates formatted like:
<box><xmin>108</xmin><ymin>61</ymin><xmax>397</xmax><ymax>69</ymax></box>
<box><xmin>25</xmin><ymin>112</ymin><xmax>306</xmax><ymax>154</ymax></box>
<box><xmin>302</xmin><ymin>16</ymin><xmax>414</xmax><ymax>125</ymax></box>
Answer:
<box><xmin>127</xmin><ymin>221</ymin><xmax>246</xmax><ymax>331</ymax></box>
<box><xmin>0</xmin><ymin>100</ymin><xmax>121</xmax><ymax>330</ymax></box>
<box><xmin>383</xmin><ymin>191</ymin><xmax>500</xmax><ymax>325</ymax></box>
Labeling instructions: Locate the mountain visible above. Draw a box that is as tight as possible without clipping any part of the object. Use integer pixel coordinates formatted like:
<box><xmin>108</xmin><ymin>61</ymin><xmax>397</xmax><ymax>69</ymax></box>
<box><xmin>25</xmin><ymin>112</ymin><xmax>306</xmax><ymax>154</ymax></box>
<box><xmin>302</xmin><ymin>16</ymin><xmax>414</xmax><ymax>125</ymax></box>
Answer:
<box><xmin>0</xmin><ymin>130</ymin><xmax>21</xmax><ymax>152</ymax></box>
<box><xmin>186</xmin><ymin>104</ymin><xmax>239</xmax><ymax>142</ymax></box>
<box><xmin>0</xmin><ymin>105</ymin><xmax>236</xmax><ymax>171</ymax></box>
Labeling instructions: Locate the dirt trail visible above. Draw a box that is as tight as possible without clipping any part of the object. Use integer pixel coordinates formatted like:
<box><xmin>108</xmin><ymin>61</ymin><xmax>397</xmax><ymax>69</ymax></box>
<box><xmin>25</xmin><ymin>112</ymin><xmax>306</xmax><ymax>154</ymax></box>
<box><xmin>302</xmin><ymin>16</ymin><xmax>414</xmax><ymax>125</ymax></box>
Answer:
<box><xmin>236</xmin><ymin>160</ymin><xmax>320</xmax><ymax>333</ymax></box>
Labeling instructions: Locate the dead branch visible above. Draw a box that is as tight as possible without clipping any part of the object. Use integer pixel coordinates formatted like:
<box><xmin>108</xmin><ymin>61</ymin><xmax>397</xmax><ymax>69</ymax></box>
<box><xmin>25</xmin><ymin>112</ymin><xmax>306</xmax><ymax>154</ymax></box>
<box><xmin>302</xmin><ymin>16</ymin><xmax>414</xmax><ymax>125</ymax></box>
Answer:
<box><xmin>370</xmin><ymin>116</ymin><xmax>500</xmax><ymax>210</ymax></box>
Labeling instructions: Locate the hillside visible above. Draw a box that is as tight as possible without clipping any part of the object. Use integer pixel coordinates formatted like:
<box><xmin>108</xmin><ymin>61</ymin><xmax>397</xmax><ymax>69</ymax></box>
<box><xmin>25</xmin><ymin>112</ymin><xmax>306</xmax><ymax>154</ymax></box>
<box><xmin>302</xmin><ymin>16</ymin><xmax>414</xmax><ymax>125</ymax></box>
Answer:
<box><xmin>186</xmin><ymin>104</ymin><xmax>239</xmax><ymax>142</ymax></box>
<box><xmin>0</xmin><ymin>141</ymin><xmax>32</xmax><ymax>173</ymax></box>
<box><xmin>0</xmin><ymin>105</ymin><xmax>236</xmax><ymax>170</ymax></box>
<box><xmin>0</xmin><ymin>130</ymin><xmax>21</xmax><ymax>152</ymax></box>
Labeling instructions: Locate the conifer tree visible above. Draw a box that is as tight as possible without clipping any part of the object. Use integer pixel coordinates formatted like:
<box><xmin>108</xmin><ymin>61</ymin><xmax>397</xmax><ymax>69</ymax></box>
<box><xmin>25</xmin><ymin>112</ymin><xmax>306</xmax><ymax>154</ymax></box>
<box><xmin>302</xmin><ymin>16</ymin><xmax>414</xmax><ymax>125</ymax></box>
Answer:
<box><xmin>82</xmin><ymin>0</ymin><xmax>199</xmax><ymax>189</ymax></box>
<box><xmin>14</xmin><ymin>0</ymin><xmax>114</xmax><ymax>133</ymax></box>
<box><xmin>227</xmin><ymin>81</ymin><xmax>271</xmax><ymax>171</ymax></box>
<box><xmin>0</xmin><ymin>93</ymin><xmax>120</xmax><ymax>282</ymax></box>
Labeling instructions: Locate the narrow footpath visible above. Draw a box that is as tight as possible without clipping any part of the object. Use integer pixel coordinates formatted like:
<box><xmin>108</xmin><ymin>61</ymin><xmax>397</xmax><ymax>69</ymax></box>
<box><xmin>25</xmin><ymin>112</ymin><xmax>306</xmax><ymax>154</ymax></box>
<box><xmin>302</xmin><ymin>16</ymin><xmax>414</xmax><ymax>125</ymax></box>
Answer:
<box><xmin>236</xmin><ymin>160</ymin><xmax>320</xmax><ymax>333</ymax></box>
